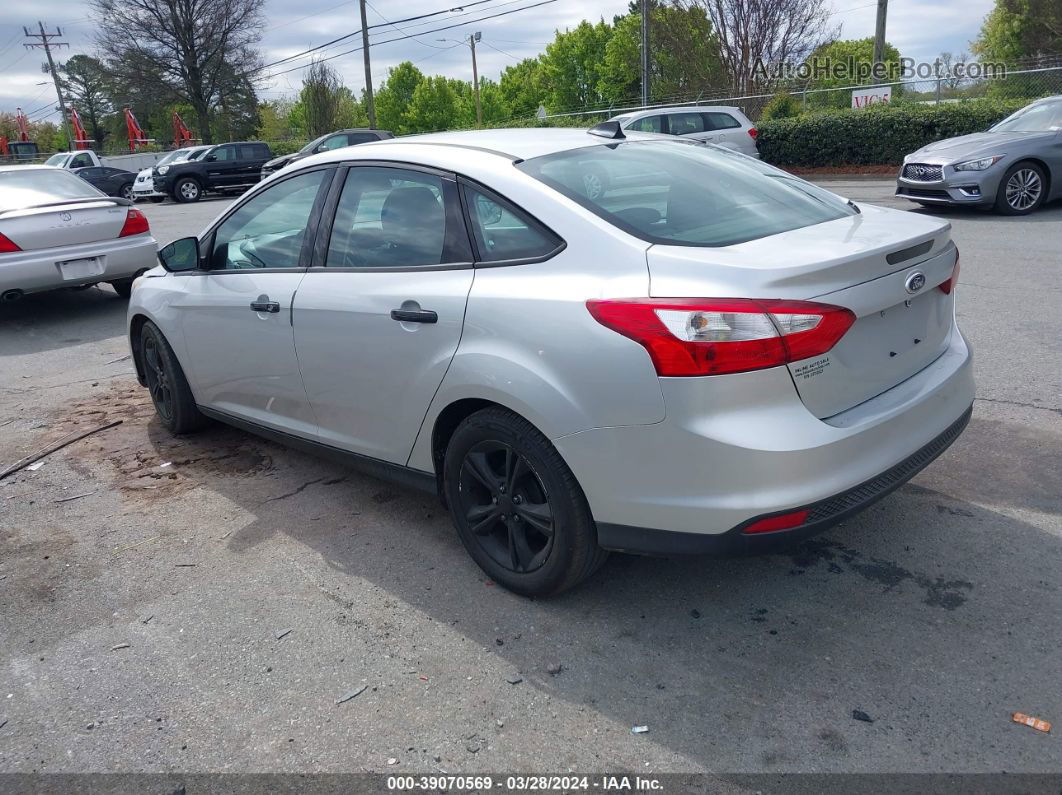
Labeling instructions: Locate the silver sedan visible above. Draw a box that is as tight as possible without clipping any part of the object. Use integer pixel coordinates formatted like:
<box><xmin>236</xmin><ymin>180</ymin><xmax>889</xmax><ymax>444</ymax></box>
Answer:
<box><xmin>128</xmin><ymin>127</ymin><xmax>973</xmax><ymax>595</ymax></box>
<box><xmin>0</xmin><ymin>165</ymin><xmax>157</xmax><ymax>301</ymax></box>
<box><xmin>897</xmin><ymin>95</ymin><xmax>1062</xmax><ymax>214</ymax></box>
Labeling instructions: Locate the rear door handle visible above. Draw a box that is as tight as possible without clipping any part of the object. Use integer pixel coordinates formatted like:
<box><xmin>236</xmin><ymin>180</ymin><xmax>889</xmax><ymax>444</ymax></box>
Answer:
<box><xmin>250</xmin><ymin>297</ymin><xmax>280</xmax><ymax>313</ymax></box>
<box><xmin>390</xmin><ymin>308</ymin><xmax>438</xmax><ymax>324</ymax></box>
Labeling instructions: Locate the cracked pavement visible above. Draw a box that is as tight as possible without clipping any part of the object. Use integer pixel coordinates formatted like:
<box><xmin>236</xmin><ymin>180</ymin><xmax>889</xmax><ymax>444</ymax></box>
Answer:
<box><xmin>1</xmin><ymin>184</ymin><xmax>1060</xmax><ymax>775</ymax></box>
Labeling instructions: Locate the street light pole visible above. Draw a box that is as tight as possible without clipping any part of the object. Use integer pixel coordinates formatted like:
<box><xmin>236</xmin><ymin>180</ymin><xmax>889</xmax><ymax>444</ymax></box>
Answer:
<box><xmin>470</xmin><ymin>32</ymin><xmax>482</xmax><ymax>127</ymax></box>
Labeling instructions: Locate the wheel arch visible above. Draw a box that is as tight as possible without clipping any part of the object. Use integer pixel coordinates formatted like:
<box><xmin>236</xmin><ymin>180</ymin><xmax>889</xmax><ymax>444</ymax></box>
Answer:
<box><xmin>1011</xmin><ymin>156</ymin><xmax>1053</xmax><ymax>197</ymax></box>
<box><xmin>129</xmin><ymin>312</ymin><xmax>151</xmax><ymax>386</ymax></box>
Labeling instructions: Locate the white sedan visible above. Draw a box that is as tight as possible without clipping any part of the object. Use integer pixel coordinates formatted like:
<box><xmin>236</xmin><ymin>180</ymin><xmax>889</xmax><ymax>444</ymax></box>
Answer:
<box><xmin>0</xmin><ymin>166</ymin><xmax>157</xmax><ymax>301</ymax></box>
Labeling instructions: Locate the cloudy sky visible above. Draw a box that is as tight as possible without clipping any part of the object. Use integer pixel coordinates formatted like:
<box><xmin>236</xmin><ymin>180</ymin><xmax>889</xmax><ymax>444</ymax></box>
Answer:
<box><xmin>0</xmin><ymin>0</ymin><xmax>996</xmax><ymax>124</ymax></box>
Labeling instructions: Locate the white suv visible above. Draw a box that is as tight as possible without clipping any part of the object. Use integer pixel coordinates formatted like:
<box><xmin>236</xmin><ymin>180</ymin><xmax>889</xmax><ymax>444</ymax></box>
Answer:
<box><xmin>611</xmin><ymin>106</ymin><xmax>759</xmax><ymax>157</ymax></box>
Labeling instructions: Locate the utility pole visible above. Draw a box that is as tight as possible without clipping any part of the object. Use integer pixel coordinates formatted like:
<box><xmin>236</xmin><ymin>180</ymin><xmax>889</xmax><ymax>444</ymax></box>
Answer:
<box><xmin>872</xmin><ymin>0</ymin><xmax>888</xmax><ymax>83</ymax></box>
<box><xmin>470</xmin><ymin>32</ymin><xmax>482</xmax><ymax>127</ymax></box>
<box><xmin>358</xmin><ymin>0</ymin><xmax>376</xmax><ymax>128</ymax></box>
<box><xmin>24</xmin><ymin>21</ymin><xmax>71</xmax><ymax>149</ymax></box>
<box><xmin>640</xmin><ymin>0</ymin><xmax>650</xmax><ymax>106</ymax></box>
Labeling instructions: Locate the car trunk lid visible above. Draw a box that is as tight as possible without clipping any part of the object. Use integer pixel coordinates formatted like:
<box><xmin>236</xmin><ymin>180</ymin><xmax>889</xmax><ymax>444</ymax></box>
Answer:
<box><xmin>647</xmin><ymin>204</ymin><xmax>957</xmax><ymax>418</ymax></box>
<box><xmin>0</xmin><ymin>199</ymin><xmax>130</xmax><ymax>250</ymax></box>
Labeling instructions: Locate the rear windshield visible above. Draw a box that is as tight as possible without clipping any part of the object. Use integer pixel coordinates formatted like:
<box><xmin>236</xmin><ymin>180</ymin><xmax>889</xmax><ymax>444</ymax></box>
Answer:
<box><xmin>0</xmin><ymin>168</ymin><xmax>104</xmax><ymax>212</ymax></box>
<box><xmin>517</xmin><ymin>140</ymin><xmax>854</xmax><ymax>247</ymax></box>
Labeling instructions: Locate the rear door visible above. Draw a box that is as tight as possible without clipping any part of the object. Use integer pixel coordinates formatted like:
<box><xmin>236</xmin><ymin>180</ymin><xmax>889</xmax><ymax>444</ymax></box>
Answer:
<box><xmin>238</xmin><ymin>144</ymin><xmax>271</xmax><ymax>184</ymax></box>
<box><xmin>703</xmin><ymin>112</ymin><xmax>745</xmax><ymax>150</ymax></box>
<box><xmin>664</xmin><ymin>111</ymin><xmax>713</xmax><ymax>142</ymax></box>
<box><xmin>173</xmin><ymin>167</ymin><xmax>333</xmax><ymax>436</ymax></box>
<box><xmin>293</xmin><ymin>163</ymin><xmax>475</xmax><ymax>464</ymax></box>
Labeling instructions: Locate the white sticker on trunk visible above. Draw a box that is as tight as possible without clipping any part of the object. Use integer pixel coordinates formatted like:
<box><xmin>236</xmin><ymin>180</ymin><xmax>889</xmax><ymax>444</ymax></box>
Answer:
<box><xmin>791</xmin><ymin>356</ymin><xmax>831</xmax><ymax>381</ymax></box>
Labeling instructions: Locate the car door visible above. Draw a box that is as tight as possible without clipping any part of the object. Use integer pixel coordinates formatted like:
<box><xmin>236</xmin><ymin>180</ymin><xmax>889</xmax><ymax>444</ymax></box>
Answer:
<box><xmin>101</xmin><ymin>167</ymin><xmax>127</xmax><ymax>195</ymax></box>
<box><xmin>238</xmin><ymin>144</ymin><xmax>269</xmax><ymax>185</ymax></box>
<box><xmin>76</xmin><ymin>167</ymin><xmax>106</xmax><ymax>191</ymax></box>
<box><xmin>173</xmin><ymin>167</ymin><xmax>334</xmax><ymax>436</ymax></box>
<box><xmin>664</xmin><ymin>111</ymin><xmax>713</xmax><ymax>142</ymax></box>
<box><xmin>204</xmin><ymin>144</ymin><xmax>241</xmax><ymax>187</ymax></box>
<box><xmin>293</xmin><ymin>163</ymin><xmax>475</xmax><ymax>464</ymax></box>
<box><xmin>702</xmin><ymin>111</ymin><xmax>744</xmax><ymax>150</ymax></box>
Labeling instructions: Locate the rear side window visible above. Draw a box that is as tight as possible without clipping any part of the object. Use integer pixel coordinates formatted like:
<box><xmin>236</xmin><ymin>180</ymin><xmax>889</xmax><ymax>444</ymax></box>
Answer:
<box><xmin>666</xmin><ymin>113</ymin><xmax>706</xmax><ymax>135</ymax></box>
<box><xmin>324</xmin><ymin>166</ymin><xmax>471</xmax><ymax>268</ymax></box>
<box><xmin>626</xmin><ymin>115</ymin><xmax>664</xmax><ymax>133</ymax></box>
<box><xmin>70</xmin><ymin>153</ymin><xmax>94</xmax><ymax>168</ymax></box>
<box><xmin>461</xmin><ymin>184</ymin><xmax>562</xmax><ymax>263</ymax></box>
<box><xmin>517</xmin><ymin>140</ymin><xmax>854</xmax><ymax>247</ymax></box>
<box><xmin>347</xmin><ymin>133</ymin><xmax>380</xmax><ymax>145</ymax></box>
<box><xmin>704</xmin><ymin>112</ymin><xmax>741</xmax><ymax>130</ymax></box>
<box><xmin>239</xmin><ymin>144</ymin><xmax>268</xmax><ymax>160</ymax></box>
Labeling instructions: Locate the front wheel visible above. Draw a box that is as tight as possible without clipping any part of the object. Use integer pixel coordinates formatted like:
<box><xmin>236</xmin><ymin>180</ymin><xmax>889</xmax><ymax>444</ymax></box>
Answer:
<box><xmin>174</xmin><ymin>177</ymin><xmax>202</xmax><ymax>203</ymax></box>
<box><xmin>443</xmin><ymin>407</ymin><xmax>607</xmax><ymax>597</ymax></box>
<box><xmin>995</xmin><ymin>161</ymin><xmax>1047</xmax><ymax>215</ymax></box>
<box><xmin>139</xmin><ymin>321</ymin><xmax>209</xmax><ymax>434</ymax></box>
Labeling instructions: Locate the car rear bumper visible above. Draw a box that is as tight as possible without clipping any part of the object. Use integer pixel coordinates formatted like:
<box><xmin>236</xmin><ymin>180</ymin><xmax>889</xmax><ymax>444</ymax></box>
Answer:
<box><xmin>0</xmin><ymin>234</ymin><xmax>158</xmax><ymax>294</ymax></box>
<box><xmin>555</xmin><ymin>329</ymin><xmax>974</xmax><ymax>552</ymax></box>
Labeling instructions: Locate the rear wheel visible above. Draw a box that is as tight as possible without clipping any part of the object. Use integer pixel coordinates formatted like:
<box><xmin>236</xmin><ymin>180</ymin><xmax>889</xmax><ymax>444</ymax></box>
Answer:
<box><xmin>174</xmin><ymin>177</ymin><xmax>201</xmax><ymax>203</ymax></box>
<box><xmin>119</xmin><ymin>183</ymin><xmax>134</xmax><ymax>201</ymax></box>
<box><xmin>139</xmin><ymin>321</ymin><xmax>209</xmax><ymax>434</ymax></box>
<box><xmin>443</xmin><ymin>407</ymin><xmax>607</xmax><ymax>597</ymax></box>
<box><xmin>995</xmin><ymin>161</ymin><xmax>1046</xmax><ymax>215</ymax></box>
<box><xmin>108</xmin><ymin>268</ymin><xmax>147</xmax><ymax>299</ymax></box>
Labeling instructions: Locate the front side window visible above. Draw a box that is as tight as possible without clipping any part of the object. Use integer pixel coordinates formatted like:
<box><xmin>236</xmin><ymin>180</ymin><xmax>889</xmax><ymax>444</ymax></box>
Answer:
<box><xmin>209</xmin><ymin>146</ymin><xmax>235</xmax><ymax>162</ymax></box>
<box><xmin>666</xmin><ymin>113</ymin><xmax>706</xmax><ymax>135</ymax></box>
<box><xmin>70</xmin><ymin>153</ymin><xmax>94</xmax><ymax>168</ymax></box>
<box><xmin>210</xmin><ymin>169</ymin><xmax>328</xmax><ymax>270</ymax></box>
<box><xmin>325</xmin><ymin>166</ymin><xmax>469</xmax><ymax>268</ymax></box>
<box><xmin>317</xmin><ymin>135</ymin><xmax>350</xmax><ymax>152</ymax></box>
<box><xmin>626</xmin><ymin>115</ymin><xmax>664</xmax><ymax>133</ymax></box>
<box><xmin>462</xmin><ymin>184</ymin><xmax>561</xmax><ymax>262</ymax></box>
<box><xmin>518</xmin><ymin>140</ymin><xmax>854</xmax><ymax>247</ymax></box>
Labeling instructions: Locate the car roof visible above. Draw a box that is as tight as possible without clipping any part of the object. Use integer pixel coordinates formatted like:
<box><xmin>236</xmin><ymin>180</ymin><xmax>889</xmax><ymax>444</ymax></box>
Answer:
<box><xmin>613</xmin><ymin>105</ymin><xmax>743</xmax><ymax>121</ymax></box>
<box><xmin>310</xmin><ymin>127</ymin><xmax>662</xmax><ymax>162</ymax></box>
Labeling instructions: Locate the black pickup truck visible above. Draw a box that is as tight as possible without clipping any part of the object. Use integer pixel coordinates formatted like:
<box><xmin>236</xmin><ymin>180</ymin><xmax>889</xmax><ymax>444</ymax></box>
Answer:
<box><xmin>153</xmin><ymin>141</ymin><xmax>273</xmax><ymax>203</ymax></box>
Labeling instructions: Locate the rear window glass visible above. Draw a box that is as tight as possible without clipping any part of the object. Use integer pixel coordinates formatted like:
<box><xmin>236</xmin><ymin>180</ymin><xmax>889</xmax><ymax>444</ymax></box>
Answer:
<box><xmin>516</xmin><ymin>140</ymin><xmax>854</xmax><ymax>247</ymax></box>
<box><xmin>0</xmin><ymin>168</ymin><xmax>103</xmax><ymax>212</ymax></box>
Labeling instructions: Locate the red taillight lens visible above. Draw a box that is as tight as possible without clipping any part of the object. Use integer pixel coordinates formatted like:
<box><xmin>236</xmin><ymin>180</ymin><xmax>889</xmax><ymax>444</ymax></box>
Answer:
<box><xmin>748</xmin><ymin>127</ymin><xmax>758</xmax><ymax>139</ymax></box>
<box><xmin>586</xmin><ymin>298</ymin><xmax>855</xmax><ymax>376</ymax></box>
<box><xmin>0</xmin><ymin>232</ymin><xmax>21</xmax><ymax>253</ymax></box>
<box><xmin>939</xmin><ymin>250</ymin><xmax>960</xmax><ymax>294</ymax></box>
<box><xmin>119</xmin><ymin>208</ymin><xmax>150</xmax><ymax>238</ymax></box>
<box><xmin>742</xmin><ymin>509</ymin><xmax>810</xmax><ymax>535</ymax></box>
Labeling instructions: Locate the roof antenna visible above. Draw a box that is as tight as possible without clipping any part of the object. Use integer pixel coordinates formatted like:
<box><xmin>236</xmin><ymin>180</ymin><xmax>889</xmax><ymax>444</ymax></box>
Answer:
<box><xmin>587</xmin><ymin>120</ymin><xmax>625</xmax><ymax>140</ymax></box>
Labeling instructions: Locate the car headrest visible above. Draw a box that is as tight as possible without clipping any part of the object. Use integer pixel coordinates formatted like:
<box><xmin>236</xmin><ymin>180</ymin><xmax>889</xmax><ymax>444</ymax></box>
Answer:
<box><xmin>381</xmin><ymin>186</ymin><xmax>443</xmax><ymax>234</ymax></box>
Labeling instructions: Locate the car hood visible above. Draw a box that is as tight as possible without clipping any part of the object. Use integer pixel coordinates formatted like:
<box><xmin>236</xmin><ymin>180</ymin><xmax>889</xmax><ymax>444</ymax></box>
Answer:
<box><xmin>136</xmin><ymin>167</ymin><xmax>153</xmax><ymax>179</ymax></box>
<box><xmin>909</xmin><ymin>131</ymin><xmax>1055</xmax><ymax>162</ymax></box>
<box><xmin>264</xmin><ymin>152</ymin><xmax>307</xmax><ymax>170</ymax></box>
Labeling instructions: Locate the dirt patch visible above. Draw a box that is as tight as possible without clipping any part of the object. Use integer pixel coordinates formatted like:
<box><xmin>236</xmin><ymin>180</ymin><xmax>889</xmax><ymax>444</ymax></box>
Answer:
<box><xmin>51</xmin><ymin>379</ymin><xmax>275</xmax><ymax>501</ymax></box>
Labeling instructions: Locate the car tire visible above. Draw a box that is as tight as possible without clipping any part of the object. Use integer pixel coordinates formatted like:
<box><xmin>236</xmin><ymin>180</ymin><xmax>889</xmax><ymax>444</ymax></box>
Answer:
<box><xmin>174</xmin><ymin>177</ymin><xmax>202</xmax><ymax>203</ymax></box>
<box><xmin>119</xmin><ymin>183</ymin><xmax>135</xmax><ymax>201</ymax></box>
<box><xmin>995</xmin><ymin>161</ymin><xmax>1047</xmax><ymax>215</ymax></box>
<box><xmin>139</xmin><ymin>320</ymin><xmax>209</xmax><ymax>435</ymax></box>
<box><xmin>443</xmin><ymin>407</ymin><xmax>607</xmax><ymax>597</ymax></box>
<box><xmin>108</xmin><ymin>268</ymin><xmax>147</xmax><ymax>299</ymax></box>
<box><xmin>149</xmin><ymin>196</ymin><xmax>165</xmax><ymax>204</ymax></box>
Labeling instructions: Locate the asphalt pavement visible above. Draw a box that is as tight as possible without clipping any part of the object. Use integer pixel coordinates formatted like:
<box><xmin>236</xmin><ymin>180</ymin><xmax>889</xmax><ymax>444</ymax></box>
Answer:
<box><xmin>0</xmin><ymin>183</ymin><xmax>1059</xmax><ymax>777</ymax></box>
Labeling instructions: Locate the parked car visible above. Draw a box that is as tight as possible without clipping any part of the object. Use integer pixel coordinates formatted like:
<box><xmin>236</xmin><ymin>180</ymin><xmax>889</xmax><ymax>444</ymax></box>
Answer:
<box><xmin>128</xmin><ymin>126</ymin><xmax>972</xmax><ymax>596</ymax></box>
<box><xmin>0</xmin><ymin>165</ymin><xmax>155</xmax><ymax>301</ymax></box>
<box><xmin>260</xmin><ymin>129</ymin><xmax>394</xmax><ymax>180</ymax></box>
<box><xmin>897</xmin><ymin>94</ymin><xmax>1062</xmax><ymax>214</ymax></box>
<box><xmin>43</xmin><ymin>150</ymin><xmax>102</xmax><ymax>169</ymax></box>
<box><xmin>133</xmin><ymin>146</ymin><xmax>211</xmax><ymax>202</ymax></box>
<box><xmin>73</xmin><ymin>165</ymin><xmax>138</xmax><ymax>200</ymax></box>
<box><xmin>611</xmin><ymin>105</ymin><xmax>759</xmax><ymax>155</ymax></box>
<box><xmin>153</xmin><ymin>141</ymin><xmax>273</xmax><ymax>203</ymax></box>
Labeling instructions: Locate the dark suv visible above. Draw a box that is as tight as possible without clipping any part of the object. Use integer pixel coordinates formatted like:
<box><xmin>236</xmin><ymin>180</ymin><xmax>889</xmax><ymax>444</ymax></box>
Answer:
<box><xmin>154</xmin><ymin>141</ymin><xmax>273</xmax><ymax>203</ymax></box>
<box><xmin>259</xmin><ymin>129</ymin><xmax>394</xmax><ymax>180</ymax></box>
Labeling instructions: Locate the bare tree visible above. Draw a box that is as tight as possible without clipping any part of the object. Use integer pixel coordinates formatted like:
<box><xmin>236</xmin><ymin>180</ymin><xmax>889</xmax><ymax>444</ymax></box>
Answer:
<box><xmin>301</xmin><ymin>59</ymin><xmax>343</xmax><ymax>138</ymax></box>
<box><xmin>937</xmin><ymin>51</ymin><xmax>970</xmax><ymax>91</ymax></box>
<box><xmin>675</xmin><ymin>0</ymin><xmax>837</xmax><ymax>93</ymax></box>
<box><xmin>91</xmin><ymin>0</ymin><xmax>265</xmax><ymax>144</ymax></box>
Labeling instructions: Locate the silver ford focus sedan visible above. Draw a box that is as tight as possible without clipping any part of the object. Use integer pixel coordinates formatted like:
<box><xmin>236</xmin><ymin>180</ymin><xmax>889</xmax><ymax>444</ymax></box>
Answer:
<box><xmin>0</xmin><ymin>165</ymin><xmax>157</xmax><ymax>301</ymax></box>
<box><xmin>128</xmin><ymin>127</ymin><xmax>973</xmax><ymax>596</ymax></box>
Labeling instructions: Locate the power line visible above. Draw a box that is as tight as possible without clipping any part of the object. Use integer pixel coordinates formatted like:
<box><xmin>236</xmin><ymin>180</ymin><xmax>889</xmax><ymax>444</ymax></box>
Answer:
<box><xmin>263</xmin><ymin>0</ymin><xmax>557</xmax><ymax>80</ymax></box>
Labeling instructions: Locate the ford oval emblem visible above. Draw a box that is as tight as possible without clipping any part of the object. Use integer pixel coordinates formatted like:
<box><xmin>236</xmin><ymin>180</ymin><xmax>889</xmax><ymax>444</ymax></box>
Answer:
<box><xmin>905</xmin><ymin>271</ymin><xmax>927</xmax><ymax>294</ymax></box>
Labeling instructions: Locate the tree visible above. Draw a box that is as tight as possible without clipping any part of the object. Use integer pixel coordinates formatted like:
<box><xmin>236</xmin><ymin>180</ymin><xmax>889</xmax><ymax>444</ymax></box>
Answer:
<box><xmin>498</xmin><ymin>58</ymin><xmax>546</xmax><ymax>118</ymax></box>
<box><xmin>937</xmin><ymin>51</ymin><xmax>971</xmax><ymax>91</ymax></box>
<box><xmin>539</xmin><ymin>20</ymin><xmax>613</xmax><ymax>113</ymax></box>
<box><xmin>91</xmin><ymin>0</ymin><xmax>266</xmax><ymax>144</ymax></box>
<box><xmin>676</xmin><ymin>0</ymin><xmax>837</xmax><ymax>93</ymax></box>
<box><xmin>374</xmin><ymin>62</ymin><xmax>426</xmax><ymax>134</ymax></box>
<box><xmin>804</xmin><ymin>37</ymin><xmax>902</xmax><ymax>108</ymax></box>
<box><xmin>973</xmin><ymin>0</ymin><xmax>1062</xmax><ymax>62</ymax></box>
<box><xmin>59</xmin><ymin>55</ymin><xmax>113</xmax><ymax>148</ymax></box>
<box><xmin>406</xmin><ymin>76</ymin><xmax>460</xmax><ymax>132</ymax></box>
<box><xmin>300</xmin><ymin>59</ymin><xmax>343</xmax><ymax>138</ymax></box>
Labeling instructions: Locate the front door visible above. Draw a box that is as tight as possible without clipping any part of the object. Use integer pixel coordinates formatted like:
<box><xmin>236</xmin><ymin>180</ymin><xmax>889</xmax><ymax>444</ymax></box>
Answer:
<box><xmin>293</xmin><ymin>164</ymin><xmax>475</xmax><ymax>464</ymax></box>
<box><xmin>203</xmin><ymin>144</ymin><xmax>242</xmax><ymax>188</ymax></box>
<box><xmin>175</xmin><ymin>167</ymin><xmax>333</xmax><ymax>436</ymax></box>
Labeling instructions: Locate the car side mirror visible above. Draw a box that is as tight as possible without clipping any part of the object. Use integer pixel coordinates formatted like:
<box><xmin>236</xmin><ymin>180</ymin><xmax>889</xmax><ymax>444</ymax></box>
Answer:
<box><xmin>158</xmin><ymin>237</ymin><xmax>201</xmax><ymax>272</ymax></box>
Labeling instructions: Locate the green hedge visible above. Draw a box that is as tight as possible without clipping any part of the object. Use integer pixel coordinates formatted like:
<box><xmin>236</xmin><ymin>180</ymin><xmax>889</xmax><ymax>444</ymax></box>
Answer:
<box><xmin>757</xmin><ymin>99</ymin><xmax>1028</xmax><ymax>167</ymax></box>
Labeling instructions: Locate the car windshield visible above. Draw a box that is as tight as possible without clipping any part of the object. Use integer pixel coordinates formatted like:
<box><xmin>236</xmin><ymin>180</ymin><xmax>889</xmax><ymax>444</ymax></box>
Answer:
<box><xmin>517</xmin><ymin>140</ymin><xmax>854</xmax><ymax>247</ymax></box>
<box><xmin>0</xmin><ymin>168</ymin><xmax>104</xmax><ymax>212</ymax></box>
<box><xmin>43</xmin><ymin>153</ymin><xmax>68</xmax><ymax>166</ymax></box>
<box><xmin>156</xmin><ymin>149</ymin><xmax>188</xmax><ymax>166</ymax></box>
<box><xmin>991</xmin><ymin>101</ymin><xmax>1062</xmax><ymax>132</ymax></box>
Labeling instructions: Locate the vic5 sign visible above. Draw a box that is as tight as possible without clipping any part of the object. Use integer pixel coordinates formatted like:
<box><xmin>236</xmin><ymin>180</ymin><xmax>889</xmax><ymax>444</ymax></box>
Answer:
<box><xmin>852</xmin><ymin>86</ymin><xmax>892</xmax><ymax>108</ymax></box>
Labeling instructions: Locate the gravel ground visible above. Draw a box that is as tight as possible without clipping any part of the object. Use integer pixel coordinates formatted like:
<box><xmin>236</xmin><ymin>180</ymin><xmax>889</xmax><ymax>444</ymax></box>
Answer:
<box><xmin>1</xmin><ymin>185</ymin><xmax>1060</xmax><ymax>776</ymax></box>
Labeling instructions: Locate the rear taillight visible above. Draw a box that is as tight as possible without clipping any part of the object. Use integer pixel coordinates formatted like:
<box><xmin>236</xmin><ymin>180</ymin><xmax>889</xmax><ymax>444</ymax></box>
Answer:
<box><xmin>0</xmin><ymin>232</ymin><xmax>21</xmax><ymax>253</ymax></box>
<box><xmin>119</xmin><ymin>208</ymin><xmax>150</xmax><ymax>238</ymax></box>
<box><xmin>742</xmin><ymin>509</ymin><xmax>810</xmax><ymax>535</ymax></box>
<box><xmin>939</xmin><ymin>250</ymin><xmax>960</xmax><ymax>294</ymax></box>
<box><xmin>586</xmin><ymin>298</ymin><xmax>855</xmax><ymax>377</ymax></box>
<box><xmin>748</xmin><ymin>127</ymin><xmax>758</xmax><ymax>139</ymax></box>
